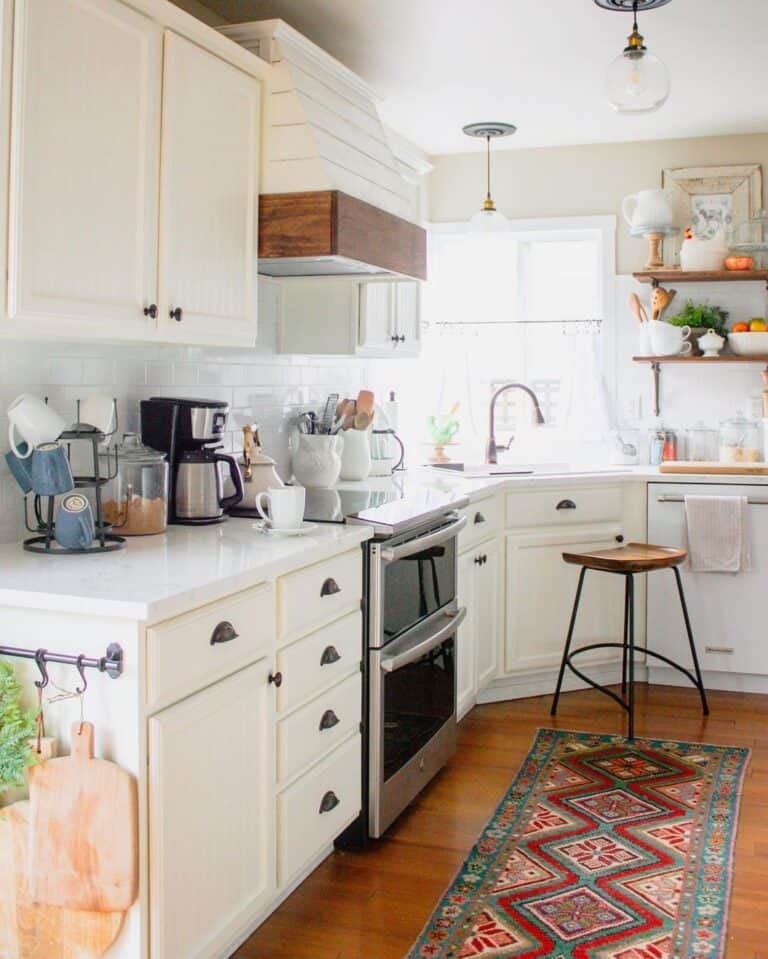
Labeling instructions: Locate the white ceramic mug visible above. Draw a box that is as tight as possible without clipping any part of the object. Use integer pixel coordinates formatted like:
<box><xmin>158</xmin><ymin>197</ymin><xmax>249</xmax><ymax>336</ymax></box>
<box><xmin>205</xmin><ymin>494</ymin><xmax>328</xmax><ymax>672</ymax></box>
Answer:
<box><xmin>649</xmin><ymin>322</ymin><xmax>692</xmax><ymax>357</ymax></box>
<box><xmin>7</xmin><ymin>394</ymin><xmax>67</xmax><ymax>459</ymax></box>
<box><xmin>79</xmin><ymin>393</ymin><xmax>116</xmax><ymax>435</ymax></box>
<box><xmin>255</xmin><ymin>486</ymin><xmax>306</xmax><ymax>530</ymax></box>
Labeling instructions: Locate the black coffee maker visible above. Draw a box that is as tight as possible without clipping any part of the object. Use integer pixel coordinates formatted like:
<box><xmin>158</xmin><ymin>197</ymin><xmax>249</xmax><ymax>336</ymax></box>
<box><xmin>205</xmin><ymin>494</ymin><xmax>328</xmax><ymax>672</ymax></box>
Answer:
<box><xmin>140</xmin><ymin>397</ymin><xmax>243</xmax><ymax>525</ymax></box>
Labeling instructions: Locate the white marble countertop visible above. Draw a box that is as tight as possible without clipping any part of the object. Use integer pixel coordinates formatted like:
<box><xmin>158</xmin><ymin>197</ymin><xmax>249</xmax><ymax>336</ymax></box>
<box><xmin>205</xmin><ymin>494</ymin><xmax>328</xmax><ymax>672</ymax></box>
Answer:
<box><xmin>0</xmin><ymin>522</ymin><xmax>372</xmax><ymax>623</ymax></box>
<box><xmin>1</xmin><ymin>465</ymin><xmax>766</xmax><ymax>623</ymax></box>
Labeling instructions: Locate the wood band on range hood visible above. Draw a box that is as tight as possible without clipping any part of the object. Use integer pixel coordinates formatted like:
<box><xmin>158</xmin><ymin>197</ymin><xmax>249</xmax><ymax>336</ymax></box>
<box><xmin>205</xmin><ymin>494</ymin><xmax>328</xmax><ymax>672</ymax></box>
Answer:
<box><xmin>258</xmin><ymin>191</ymin><xmax>427</xmax><ymax>280</ymax></box>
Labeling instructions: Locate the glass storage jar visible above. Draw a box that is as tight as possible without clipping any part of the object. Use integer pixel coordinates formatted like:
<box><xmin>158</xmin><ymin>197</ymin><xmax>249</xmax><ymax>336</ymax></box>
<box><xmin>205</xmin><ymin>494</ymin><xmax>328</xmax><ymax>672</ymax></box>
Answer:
<box><xmin>683</xmin><ymin>424</ymin><xmax>718</xmax><ymax>462</ymax></box>
<box><xmin>102</xmin><ymin>433</ymin><xmax>168</xmax><ymax>535</ymax></box>
<box><xmin>718</xmin><ymin>413</ymin><xmax>762</xmax><ymax>464</ymax></box>
<box><xmin>730</xmin><ymin>209</ymin><xmax>768</xmax><ymax>268</ymax></box>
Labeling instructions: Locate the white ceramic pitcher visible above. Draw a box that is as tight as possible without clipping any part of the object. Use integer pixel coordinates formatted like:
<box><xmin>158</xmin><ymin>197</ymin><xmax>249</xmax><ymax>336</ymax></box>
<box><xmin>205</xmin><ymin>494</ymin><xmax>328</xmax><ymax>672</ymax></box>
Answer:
<box><xmin>291</xmin><ymin>433</ymin><xmax>343</xmax><ymax>488</ymax></box>
<box><xmin>339</xmin><ymin>428</ymin><xmax>372</xmax><ymax>481</ymax></box>
<box><xmin>622</xmin><ymin>189</ymin><xmax>674</xmax><ymax>231</ymax></box>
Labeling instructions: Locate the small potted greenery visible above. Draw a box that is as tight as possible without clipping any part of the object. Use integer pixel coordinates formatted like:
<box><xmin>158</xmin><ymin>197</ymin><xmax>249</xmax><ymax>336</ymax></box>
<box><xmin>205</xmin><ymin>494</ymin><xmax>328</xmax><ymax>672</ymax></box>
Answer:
<box><xmin>0</xmin><ymin>661</ymin><xmax>37</xmax><ymax>795</ymax></box>
<box><xmin>665</xmin><ymin>300</ymin><xmax>729</xmax><ymax>354</ymax></box>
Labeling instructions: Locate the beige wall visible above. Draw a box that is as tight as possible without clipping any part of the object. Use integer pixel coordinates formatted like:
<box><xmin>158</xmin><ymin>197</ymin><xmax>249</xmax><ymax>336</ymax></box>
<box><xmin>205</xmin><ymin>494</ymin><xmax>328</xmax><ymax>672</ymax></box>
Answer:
<box><xmin>428</xmin><ymin>133</ymin><xmax>768</xmax><ymax>274</ymax></box>
<box><xmin>170</xmin><ymin>0</ymin><xmax>228</xmax><ymax>26</ymax></box>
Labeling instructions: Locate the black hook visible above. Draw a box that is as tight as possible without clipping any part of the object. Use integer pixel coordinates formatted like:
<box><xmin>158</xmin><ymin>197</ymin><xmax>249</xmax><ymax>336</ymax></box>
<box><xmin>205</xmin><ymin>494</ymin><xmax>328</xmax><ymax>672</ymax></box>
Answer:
<box><xmin>75</xmin><ymin>654</ymin><xmax>88</xmax><ymax>696</ymax></box>
<box><xmin>34</xmin><ymin>649</ymin><xmax>49</xmax><ymax>689</ymax></box>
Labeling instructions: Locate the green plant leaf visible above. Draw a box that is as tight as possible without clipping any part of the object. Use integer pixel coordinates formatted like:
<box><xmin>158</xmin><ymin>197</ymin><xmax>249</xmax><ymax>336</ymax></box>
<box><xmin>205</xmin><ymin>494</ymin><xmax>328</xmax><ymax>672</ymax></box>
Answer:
<box><xmin>0</xmin><ymin>660</ymin><xmax>37</xmax><ymax>792</ymax></box>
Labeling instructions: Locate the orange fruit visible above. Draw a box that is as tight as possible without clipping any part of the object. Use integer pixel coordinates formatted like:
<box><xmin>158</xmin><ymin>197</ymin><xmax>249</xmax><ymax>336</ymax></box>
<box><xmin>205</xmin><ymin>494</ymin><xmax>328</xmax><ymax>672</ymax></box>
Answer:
<box><xmin>749</xmin><ymin>319</ymin><xmax>768</xmax><ymax>332</ymax></box>
<box><xmin>732</xmin><ymin>322</ymin><xmax>750</xmax><ymax>333</ymax></box>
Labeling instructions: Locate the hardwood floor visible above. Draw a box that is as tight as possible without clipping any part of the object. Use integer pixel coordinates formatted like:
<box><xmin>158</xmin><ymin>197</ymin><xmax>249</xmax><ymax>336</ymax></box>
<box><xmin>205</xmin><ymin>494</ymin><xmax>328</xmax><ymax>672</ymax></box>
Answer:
<box><xmin>234</xmin><ymin>686</ymin><xmax>768</xmax><ymax>959</ymax></box>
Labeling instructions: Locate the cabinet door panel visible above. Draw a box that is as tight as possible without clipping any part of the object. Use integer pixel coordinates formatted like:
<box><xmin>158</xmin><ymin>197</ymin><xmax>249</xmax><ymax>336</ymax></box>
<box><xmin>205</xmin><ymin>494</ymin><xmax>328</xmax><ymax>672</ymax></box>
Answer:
<box><xmin>394</xmin><ymin>280</ymin><xmax>420</xmax><ymax>353</ymax></box>
<box><xmin>8</xmin><ymin>0</ymin><xmax>161</xmax><ymax>335</ymax></box>
<box><xmin>505</xmin><ymin>527</ymin><xmax>625</xmax><ymax>674</ymax></box>
<box><xmin>476</xmin><ymin>539</ymin><xmax>501</xmax><ymax>690</ymax></box>
<box><xmin>158</xmin><ymin>31</ymin><xmax>259</xmax><ymax>345</ymax></box>
<box><xmin>149</xmin><ymin>661</ymin><xmax>275</xmax><ymax>959</ymax></box>
<box><xmin>456</xmin><ymin>550</ymin><xmax>476</xmax><ymax>720</ymax></box>
<box><xmin>358</xmin><ymin>281</ymin><xmax>395</xmax><ymax>352</ymax></box>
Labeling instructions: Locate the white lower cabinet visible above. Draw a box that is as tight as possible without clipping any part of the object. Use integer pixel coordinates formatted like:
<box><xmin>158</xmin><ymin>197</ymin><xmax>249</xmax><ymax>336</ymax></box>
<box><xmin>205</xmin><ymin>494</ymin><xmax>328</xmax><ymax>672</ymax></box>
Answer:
<box><xmin>148</xmin><ymin>659</ymin><xmax>276</xmax><ymax>959</ymax></box>
<box><xmin>504</xmin><ymin>526</ymin><xmax>626</xmax><ymax>674</ymax></box>
<box><xmin>457</xmin><ymin>537</ymin><xmax>502</xmax><ymax>720</ymax></box>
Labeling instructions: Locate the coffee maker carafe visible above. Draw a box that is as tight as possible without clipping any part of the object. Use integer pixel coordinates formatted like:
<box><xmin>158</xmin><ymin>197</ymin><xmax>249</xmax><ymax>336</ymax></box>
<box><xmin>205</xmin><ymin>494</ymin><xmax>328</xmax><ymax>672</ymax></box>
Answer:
<box><xmin>140</xmin><ymin>397</ymin><xmax>243</xmax><ymax>524</ymax></box>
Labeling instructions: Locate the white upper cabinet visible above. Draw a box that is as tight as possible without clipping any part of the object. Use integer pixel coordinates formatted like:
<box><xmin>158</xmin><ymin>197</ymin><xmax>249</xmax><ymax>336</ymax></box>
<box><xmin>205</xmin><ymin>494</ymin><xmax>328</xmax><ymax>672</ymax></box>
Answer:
<box><xmin>7</xmin><ymin>0</ymin><xmax>162</xmax><ymax>338</ymax></box>
<box><xmin>393</xmin><ymin>281</ymin><xmax>421</xmax><ymax>352</ymax></box>
<box><xmin>358</xmin><ymin>281</ymin><xmax>396</xmax><ymax>351</ymax></box>
<box><xmin>158</xmin><ymin>32</ymin><xmax>260</xmax><ymax>346</ymax></box>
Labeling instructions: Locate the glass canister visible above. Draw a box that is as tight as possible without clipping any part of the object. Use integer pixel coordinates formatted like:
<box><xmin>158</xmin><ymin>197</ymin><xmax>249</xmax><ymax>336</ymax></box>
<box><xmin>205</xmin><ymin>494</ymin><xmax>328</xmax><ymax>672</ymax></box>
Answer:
<box><xmin>102</xmin><ymin>433</ymin><xmax>169</xmax><ymax>535</ymax></box>
<box><xmin>683</xmin><ymin>424</ymin><xmax>718</xmax><ymax>462</ymax></box>
<box><xmin>730</xmin><ymin>209</ymin><xmax>768</xmax><ymax>268</ymax></box>
<box><xmin>718</xmin><ymin>413</ymin><xmax>762</xmax><ymax>464</ymax></box>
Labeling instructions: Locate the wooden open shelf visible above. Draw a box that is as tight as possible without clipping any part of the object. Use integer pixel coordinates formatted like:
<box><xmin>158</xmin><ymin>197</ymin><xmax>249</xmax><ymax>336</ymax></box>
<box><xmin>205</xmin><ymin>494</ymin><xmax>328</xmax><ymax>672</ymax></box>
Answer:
<box><xmin>633</xmin><ymin>354</ymin><xmax>768</xmax><ymax>364</ymax></box>
<box><xmin>633</xmin><ymin>353</ymin><xmax>768</xmax><ymax>417</ymax></box>
<box><xmin>633</xmin><ymin>269</ymin><xmax>768</xmax><ymax>286</ymax></box>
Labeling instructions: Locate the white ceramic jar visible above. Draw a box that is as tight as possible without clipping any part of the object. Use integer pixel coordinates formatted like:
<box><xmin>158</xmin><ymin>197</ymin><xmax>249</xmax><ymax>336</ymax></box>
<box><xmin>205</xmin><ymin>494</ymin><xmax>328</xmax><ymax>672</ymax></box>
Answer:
<box><xmin>291</xmin><ymin>434</ymin><xmax>343</xmax><ymax>488</ymax></box>
<box><xmin>339</xmin><ymin>428</ymin><xmax>372</xmax><ymax>481</ymax></box>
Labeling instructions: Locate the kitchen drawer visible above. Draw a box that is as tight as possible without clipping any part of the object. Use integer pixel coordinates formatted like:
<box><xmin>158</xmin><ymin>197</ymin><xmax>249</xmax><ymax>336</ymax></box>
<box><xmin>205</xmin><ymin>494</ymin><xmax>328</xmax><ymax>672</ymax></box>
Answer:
<box><xmin>506</xmin><ymin>486</ymin><xmax>623</xmax><ymax>529</ymax></box>
<box><xmin>458</xmin><ymin>495</ymin><xmax>503</xmax><ymax>553</ymax></box>
<box><xmin>277</xmin><ymin>734</ymin><xmax>361</xmax><ymax>887</ymax></box>
<box><xmin>277</xmin><ymin>610</ymin><xmax>362</xmax><ymax>713</ymax></box>
<box><xmin>146</xmin><ymin>583</ymin><xmax>275</xmax><ymax>710</ymax></box>
<box><xmin>278</xmin><ymin>548</ymin><xmax>362</xmax><ymax>642</ymax></box>
<box><xmin>277</xmin><ymin>672</ymin><xmax>362</xmax><ymax>783</ymax></box>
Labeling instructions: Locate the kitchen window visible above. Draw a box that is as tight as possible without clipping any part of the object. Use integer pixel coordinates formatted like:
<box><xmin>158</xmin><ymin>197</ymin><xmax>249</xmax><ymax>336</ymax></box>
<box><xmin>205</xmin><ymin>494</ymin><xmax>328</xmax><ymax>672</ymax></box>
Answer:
<box><xmin>419</xmin><ymin>216</ymin><xmax>616</xmax><ymax>462</ymax></box>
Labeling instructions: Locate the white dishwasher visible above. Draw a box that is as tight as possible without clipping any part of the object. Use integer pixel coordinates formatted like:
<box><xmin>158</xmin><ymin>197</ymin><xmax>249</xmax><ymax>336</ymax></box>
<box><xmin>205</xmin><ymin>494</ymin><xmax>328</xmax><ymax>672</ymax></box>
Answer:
<box><xmin>647</xmin><ymin>482</ymin><xmax>768</xmax><ymax>688</ymax></box>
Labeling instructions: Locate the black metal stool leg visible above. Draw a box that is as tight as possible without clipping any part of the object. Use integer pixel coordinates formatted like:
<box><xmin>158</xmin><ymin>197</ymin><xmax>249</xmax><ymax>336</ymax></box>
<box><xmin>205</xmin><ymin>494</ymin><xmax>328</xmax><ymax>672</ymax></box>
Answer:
<box><xmin>621</xmin><ymin>575</ymin><xmax>630</xmax><ymax>697</ymax></box>
<box><xmin>627</xmin><ymin>573</ymin><xmax>635</xmax><ymax>740</ymax></box>
<box><xmin>551</xmin><ymin>567</ymin><xmax>587</xmax><ymax>716</ymax></box>
<box><xmin>672</xmin><ymin>566</ymin><xmax>710</xmax><ymax>716</ymax></box>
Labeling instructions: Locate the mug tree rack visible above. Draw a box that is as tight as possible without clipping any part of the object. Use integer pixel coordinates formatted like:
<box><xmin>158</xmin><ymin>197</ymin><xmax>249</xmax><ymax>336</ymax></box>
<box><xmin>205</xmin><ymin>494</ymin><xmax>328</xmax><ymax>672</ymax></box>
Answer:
<box><xmin>23</xmin><ymin>398</ymin><xmax>127</xmax><ymax>555</ymax></box>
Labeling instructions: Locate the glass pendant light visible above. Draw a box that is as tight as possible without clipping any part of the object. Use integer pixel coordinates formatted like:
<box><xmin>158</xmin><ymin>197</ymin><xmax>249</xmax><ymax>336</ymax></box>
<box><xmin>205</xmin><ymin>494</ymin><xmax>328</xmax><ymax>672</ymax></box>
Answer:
<box><xmin>595</xmin><ymin>0</ymin><xmax>672</xmax><ymax>115</ymax></box>
<box><xmin>462</xmin><ymin>122</ymin><xmax>516</xmax><ymax>231</ymax></box>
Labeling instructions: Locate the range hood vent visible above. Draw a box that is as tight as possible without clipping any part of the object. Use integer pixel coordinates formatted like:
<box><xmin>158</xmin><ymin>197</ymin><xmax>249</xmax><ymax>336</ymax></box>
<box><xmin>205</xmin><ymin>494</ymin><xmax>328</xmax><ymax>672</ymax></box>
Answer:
<box><xmin>219</xmin><ymin>19</ymin><xmax>428</xmax><ymax>280</ymax></box>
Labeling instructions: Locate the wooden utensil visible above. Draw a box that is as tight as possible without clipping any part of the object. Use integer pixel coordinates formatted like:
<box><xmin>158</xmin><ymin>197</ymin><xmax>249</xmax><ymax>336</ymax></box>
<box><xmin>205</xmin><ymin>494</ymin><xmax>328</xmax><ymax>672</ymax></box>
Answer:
<box><xmin>355</xmin><ymin>390</ymin><xmax>374</xmax><ymax>417</ymax></box>
<box><xmin>0</xmin><ymin>802</ymin><xmax>124</xmax><ymax>959</ymax></box>
<box><xmin>26</xmin><ymin>722</ymin><xmax>138</xmax><ymax>912</ymax></box>
<box><xmin>628</xmin><ymin>293</ymin><xmax>648</xmax><ymax>325</ymax></box>
<box><xmin>651</xmin><ymin>285</ymin><xmax>677</xmax><ymax>321</ymax></box>
<box><xmin>353</xmin><ymin>410</ymin><xmax>373</xmax><ymax>431</ymax></box>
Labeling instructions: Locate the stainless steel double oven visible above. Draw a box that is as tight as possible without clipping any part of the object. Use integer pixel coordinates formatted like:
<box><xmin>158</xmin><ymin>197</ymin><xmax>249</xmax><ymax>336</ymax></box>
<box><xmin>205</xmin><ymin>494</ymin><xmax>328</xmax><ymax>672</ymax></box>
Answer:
<box><xmin>364</xmin><ymin>508</ymin><xmax>467</xmax><ymax>837</ymax></box>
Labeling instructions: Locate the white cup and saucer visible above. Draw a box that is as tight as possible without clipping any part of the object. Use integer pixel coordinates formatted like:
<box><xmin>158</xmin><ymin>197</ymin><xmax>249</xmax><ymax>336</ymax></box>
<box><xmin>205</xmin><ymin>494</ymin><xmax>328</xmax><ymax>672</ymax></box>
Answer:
<box><xmin>254</xmin><ymin>486</ymin><xmax>317</xmax><ymax>536</ymax></box>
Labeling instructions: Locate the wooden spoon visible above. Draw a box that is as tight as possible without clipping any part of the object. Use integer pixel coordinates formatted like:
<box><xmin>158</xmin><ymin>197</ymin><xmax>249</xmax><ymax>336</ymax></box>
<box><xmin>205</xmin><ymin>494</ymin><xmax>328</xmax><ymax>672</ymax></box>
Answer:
<box><xmin>356</xmin><ymin>390</ymin><xmax>375</xmax><ymax>418</ymax></box>
<box><xmin>353</xmin><ymin>410</ymin><xmax>373</xmax><ymax>431</ymax></box>
<box><xmin>628</xmin><ymin>293</ymin><xmax>649</xmax><ymax>325</ymax></box>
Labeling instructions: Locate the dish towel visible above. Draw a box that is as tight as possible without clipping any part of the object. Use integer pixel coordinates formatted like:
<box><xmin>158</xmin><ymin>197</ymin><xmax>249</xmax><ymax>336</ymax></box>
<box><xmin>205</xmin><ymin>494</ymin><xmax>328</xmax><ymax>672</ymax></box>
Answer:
<box><xmin>684</xmin><ymin>495</ymin><xmax>751</xmax><ymax>573</ymax></box>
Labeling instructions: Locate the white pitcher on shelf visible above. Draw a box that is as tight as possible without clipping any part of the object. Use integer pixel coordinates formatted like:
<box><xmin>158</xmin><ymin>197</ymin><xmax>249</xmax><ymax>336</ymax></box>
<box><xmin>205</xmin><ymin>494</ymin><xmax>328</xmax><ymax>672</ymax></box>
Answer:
<box><xmin>622</xmin><ymin>189</ymin><xmax>674</xmax><ymax>232</ymax></box>
<box><xmin>339</xmin><ymin>428</ymin><xmax>372</xmax><ymax>481</ymax></box>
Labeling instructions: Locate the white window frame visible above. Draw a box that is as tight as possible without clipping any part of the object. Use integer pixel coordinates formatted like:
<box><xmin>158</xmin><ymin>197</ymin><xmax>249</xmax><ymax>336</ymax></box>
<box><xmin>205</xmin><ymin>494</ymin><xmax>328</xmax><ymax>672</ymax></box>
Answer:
<box><xmin>427</xmin><ymin>214</ymin><xmax>618</xmax><ymax>403</ymax></box>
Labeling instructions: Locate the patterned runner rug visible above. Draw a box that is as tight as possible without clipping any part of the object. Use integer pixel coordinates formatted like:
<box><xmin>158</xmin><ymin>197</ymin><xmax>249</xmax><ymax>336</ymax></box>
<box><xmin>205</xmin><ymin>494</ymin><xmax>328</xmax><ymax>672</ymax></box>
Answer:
<box><xmin>407</xmin><ymin>728</ymin><xmax>749</xmax><ymax>959</ymax></box>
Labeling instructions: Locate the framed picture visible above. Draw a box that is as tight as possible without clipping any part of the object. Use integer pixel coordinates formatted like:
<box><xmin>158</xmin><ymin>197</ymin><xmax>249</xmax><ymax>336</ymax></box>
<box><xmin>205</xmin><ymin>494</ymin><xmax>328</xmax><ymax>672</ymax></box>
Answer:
<box><xmin>661</xmin><ymin>163</ymin><xmax>762</xmax><ymax>266</ymax></box>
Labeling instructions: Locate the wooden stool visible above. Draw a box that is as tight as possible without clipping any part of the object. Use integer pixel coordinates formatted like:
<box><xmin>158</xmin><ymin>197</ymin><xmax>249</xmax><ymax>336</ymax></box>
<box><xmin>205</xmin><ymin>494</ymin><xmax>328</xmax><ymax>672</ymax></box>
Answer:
<box><xmin>550</xmin><ymin>543</ymin><xmax>709</xmax><ymax>739</ymax></box>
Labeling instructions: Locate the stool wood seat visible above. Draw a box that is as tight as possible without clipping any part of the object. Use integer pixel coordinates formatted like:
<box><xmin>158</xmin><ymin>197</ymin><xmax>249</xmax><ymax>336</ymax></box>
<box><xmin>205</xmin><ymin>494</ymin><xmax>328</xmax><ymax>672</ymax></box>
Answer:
<box><xmin>551</xmin><ymin>541</ymin><xmax>708</xmax><ymax>739</ymax></box>
<box><xmin>562</xmin><ymin>543</ymin><xmax>687</xmax><ymax>574</ymax></box>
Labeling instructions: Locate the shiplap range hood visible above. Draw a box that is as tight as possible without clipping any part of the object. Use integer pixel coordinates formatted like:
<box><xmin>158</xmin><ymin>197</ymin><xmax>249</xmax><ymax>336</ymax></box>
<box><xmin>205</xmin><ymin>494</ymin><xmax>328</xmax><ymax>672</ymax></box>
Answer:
<box><xmin>218</xmin><ymin>19</ymin><xmax>428</xmax><ymax>280</ymax></box>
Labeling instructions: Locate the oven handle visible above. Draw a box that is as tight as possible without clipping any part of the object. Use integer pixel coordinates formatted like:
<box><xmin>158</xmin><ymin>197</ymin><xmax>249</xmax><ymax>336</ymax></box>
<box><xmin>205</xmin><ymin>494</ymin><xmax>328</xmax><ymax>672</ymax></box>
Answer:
<box><xmin>380</xmin><ymin>515</ymin><xmax>467</xmax><ymax>563</ymax></box>
<box><xmin>380</xmin><ymin>607</ymin><xmax>466</xmax><ymax>673</ymax></box>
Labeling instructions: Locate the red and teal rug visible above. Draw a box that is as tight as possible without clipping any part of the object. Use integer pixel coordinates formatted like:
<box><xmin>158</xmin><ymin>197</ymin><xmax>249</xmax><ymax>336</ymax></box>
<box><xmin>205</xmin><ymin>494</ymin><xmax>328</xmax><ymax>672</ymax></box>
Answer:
<box><xmin>407</xmin><ymin>728</ymin><xmax>749</xmax><ymax>959</ymax></box>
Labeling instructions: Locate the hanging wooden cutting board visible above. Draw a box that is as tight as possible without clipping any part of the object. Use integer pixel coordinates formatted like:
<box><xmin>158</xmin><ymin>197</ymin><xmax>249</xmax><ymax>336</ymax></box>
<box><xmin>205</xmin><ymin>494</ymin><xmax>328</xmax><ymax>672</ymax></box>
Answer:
<box><xmin>0</xmin><ymin>801</ymin><xmax>124</xmax><ymax>959</ymax></box>
<box><xmin>26</xmin><ymin>722</ymin><xmax>138</xmax><ymax>912</ymax></box>
<box><xmin>659</xmin><ymin>461</ymin><xmax>768</xmax><ymax>475</ymax></box>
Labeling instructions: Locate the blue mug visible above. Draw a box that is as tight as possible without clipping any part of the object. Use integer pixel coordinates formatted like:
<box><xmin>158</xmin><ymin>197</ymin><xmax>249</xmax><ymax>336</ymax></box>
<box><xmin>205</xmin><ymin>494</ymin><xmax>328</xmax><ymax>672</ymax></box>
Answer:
<box><xmin>30</xmin><ymin>443</ymin><xmax>75</xmax><ymax>497</ymax></box>
<box><xmin>5</xmin><ymin>444</ymin><xmax>33</xmax><ymax>493</ymax></box>
<box><xmin>54</xmin><ymin>494</ymin><xmax>95</xmax><ymax>550</ymax></box>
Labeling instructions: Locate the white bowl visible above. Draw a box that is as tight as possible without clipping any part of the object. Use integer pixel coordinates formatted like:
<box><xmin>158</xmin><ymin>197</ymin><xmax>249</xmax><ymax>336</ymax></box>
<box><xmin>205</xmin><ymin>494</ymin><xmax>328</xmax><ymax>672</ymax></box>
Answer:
<box><xmin>728</xmin><ymin>331</ymin><xmax>768</xmax><ymax>356</ymax></box>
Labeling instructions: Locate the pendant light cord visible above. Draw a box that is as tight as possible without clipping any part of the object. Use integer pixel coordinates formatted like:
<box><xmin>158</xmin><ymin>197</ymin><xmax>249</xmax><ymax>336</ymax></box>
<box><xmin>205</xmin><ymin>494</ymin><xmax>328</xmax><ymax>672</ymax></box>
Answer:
<box><xmin>486</xmin><ymin>134</ymin><xmax>492</xmax><ymax>202</ymax></box>
<box><xmin>632</xmin><ymin>0</ymin><xmax>639</xmax><ymax>33</ymax></box>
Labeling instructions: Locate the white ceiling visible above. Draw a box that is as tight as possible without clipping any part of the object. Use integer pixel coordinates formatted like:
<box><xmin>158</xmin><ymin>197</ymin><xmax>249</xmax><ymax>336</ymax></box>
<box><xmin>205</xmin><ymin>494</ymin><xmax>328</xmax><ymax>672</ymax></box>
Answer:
<box><xmin>199</xmin><ymin>0</ymin><xmax>768</xmax><ymax>156</ymax></box>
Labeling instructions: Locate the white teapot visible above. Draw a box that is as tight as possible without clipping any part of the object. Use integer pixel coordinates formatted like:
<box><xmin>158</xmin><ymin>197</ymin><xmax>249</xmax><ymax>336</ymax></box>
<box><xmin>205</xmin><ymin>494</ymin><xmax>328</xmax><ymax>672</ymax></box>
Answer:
<box><xmin>622</xmin><ymin>189</ymin><xmax>674</xmax><ymax>232</ymax></box>
<box><xmin>291</xmin><ymin>433</ymin><xmax>343</xmax><ymax>488</ymax></box>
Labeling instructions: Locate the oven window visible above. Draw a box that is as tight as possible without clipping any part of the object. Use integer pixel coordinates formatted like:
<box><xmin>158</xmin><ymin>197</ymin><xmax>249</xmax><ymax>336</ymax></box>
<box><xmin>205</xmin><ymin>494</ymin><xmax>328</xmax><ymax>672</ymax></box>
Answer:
<box><xmin>383</xmin><ymin>637</ymin><xmax>455</xmax><ymax>782</ymax></box>
<box><xmin>383</xmin><ymin>538</ymin><xmax>456</xmax><ymax>641</ymax></box>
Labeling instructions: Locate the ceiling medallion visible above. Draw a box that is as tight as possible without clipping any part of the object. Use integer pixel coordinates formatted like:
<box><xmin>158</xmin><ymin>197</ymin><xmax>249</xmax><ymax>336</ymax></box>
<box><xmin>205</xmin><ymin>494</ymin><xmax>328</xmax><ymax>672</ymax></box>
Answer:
<box><xmin>593</xmin><ymin>0</ymin><xmax>672</xmax><ymax>10</ymax></box>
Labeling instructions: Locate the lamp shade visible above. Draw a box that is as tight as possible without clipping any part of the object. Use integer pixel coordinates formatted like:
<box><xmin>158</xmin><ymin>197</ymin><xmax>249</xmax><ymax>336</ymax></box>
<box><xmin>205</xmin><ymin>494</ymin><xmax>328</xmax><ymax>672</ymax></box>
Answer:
<box><xmin>605</xmin><ymin>48</ymin><xmax>670</xmax><ymax>114</ymax></box>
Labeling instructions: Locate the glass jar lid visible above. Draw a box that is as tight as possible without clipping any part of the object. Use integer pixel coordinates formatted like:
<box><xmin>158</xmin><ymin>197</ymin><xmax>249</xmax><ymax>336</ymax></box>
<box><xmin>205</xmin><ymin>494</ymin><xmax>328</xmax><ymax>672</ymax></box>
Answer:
<box><xmin>115</xmin><ymin>432</ymin><xmax>166</xmax><ymax>464</ymax></box>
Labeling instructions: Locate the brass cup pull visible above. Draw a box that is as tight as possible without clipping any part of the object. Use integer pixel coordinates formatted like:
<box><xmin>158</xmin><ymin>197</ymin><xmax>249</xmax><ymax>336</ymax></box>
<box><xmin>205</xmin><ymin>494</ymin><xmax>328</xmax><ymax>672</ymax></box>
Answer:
<box><xmin>319</xmin><ymin>790</ymin><xmax>340</xmax><ymax>814</ymax></box>
<box><xmin>321</xmin><ymin>578</ymin><xmax>341</xmax><ymax>597</ymax></box>
<box><xmin>320</xmin><ymin>645</ymin><xmax>341</xmax><ymax>666</ymax></box>
<box><xmin>319</xmin><ymin>709</ymin><xmax>340</xmax><ymax>731</ymax></box>
<box><xmin>210</xmin><ymin>621</ymin><xmax>238</xmax><ymax>645</ymax></box>
<box><xmin>556</xmin><ymin>499</ymin><xmax>577</xmax><ymax>511</ymax></box>
<box><xmin>268</xmin><ymin>671</ymin><xmax>283</xmax><ymax>688</ymax></box>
